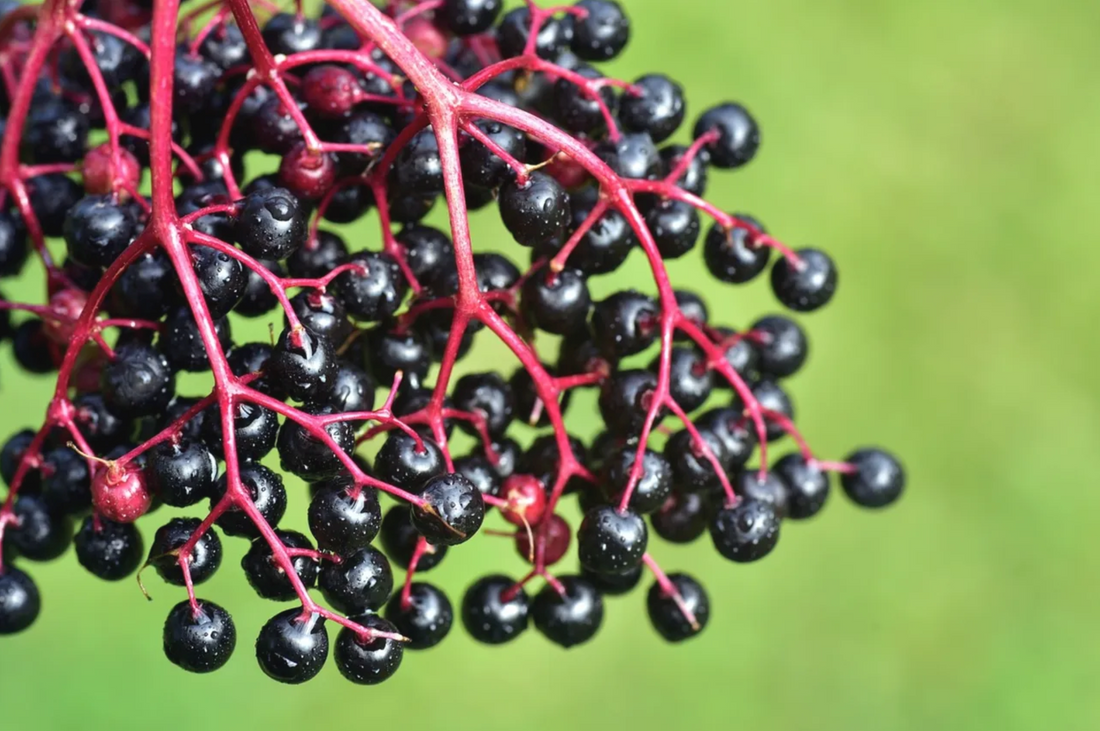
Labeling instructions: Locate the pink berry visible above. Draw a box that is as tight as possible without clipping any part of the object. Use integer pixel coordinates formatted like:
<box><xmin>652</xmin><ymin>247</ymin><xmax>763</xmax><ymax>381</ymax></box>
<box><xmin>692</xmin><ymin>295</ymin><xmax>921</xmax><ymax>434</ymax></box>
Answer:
<box><xmin>92</xmin><ymin>463</ymin><xmax>152</xmax><ymax>524</ymax></box>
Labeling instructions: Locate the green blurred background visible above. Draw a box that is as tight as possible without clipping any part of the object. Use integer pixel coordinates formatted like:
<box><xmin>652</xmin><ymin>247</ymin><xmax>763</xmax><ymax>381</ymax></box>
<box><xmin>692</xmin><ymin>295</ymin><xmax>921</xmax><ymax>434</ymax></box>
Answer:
<box><xmin>3</xmin><ymin>0</ymin><xmax>1099</xmax><ymax>728</ymax></box>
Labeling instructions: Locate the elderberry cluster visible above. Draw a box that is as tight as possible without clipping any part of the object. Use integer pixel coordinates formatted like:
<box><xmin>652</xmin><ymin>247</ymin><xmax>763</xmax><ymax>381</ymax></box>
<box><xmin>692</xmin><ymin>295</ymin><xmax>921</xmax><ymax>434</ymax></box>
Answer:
<box><xmin>0</xmin><ymin>0</ymin><xmax>905</xmax><ymax>684</ymax></box>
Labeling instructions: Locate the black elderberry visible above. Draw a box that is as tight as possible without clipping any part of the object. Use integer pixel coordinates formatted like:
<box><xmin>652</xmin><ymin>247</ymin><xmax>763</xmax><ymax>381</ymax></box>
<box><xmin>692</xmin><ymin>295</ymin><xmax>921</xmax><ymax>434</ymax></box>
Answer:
<box><xmin>394</xmin><ymin>128</ymin><xmax>444</xmax><ymax>196</ymax></box>
<box><xmin>596</xmin><ymin>132</ymin><xmax>662</xmax><ymax>180</ymax></box>
<box><xmin>159</xmin><ymin>307</ymin><xmax>232</xmax><ymax>373</ymax></box>
<box><xmin>277</xmin><ymin>403</ymin><xmax>356</xmax><ymax>482</ymax></box>
<box><xmin>521</xmin><ymin>266</ymin><xmax>592</xmax><ymax>336</ymax></box>
<box><xmin>651</xmin><ymin>491</ymin><xmax>713</xmax><ymax>543</ymax></box>
<box><xmin>0</xmin><ymin>566</ymin><xmax>41</xmax><ymax>635</ymax></box>
<box><xmin>395</xmin><ymin>225</ymin><xmax>453</xmax><ymax>288</ymax></box>
<box><xmin>570</xmin><ymin>0</ymin><xmax>630</xmax><ymax>60</ymax></box>
<box><xmin>40</xmin><ymin>446</ymin><xmax>91</xmax><ymax>514</ymax></box>
<box><xmin>703</xmin><ymin>217</ymin><xmax>770</xmax><ymax>284</ymax></box>
<box><xmin>841</xmin><ymin>448</ymin><xmax>905</xmax><ymax>508</ymax></box>
<box><xmin>709</xmin><ymin>499</ymin><xmax>780</xmax><ymax>563</ymax></box>
<box><xmin>163</xmin><ymin>599</ymin><xmax>236</xmax><ymax>673</ymax></box>
<box><xmin>145</xmin><ymin>439</ymin><xmax>216</xmax><ymax>508</ymax></box>
<box><xmin>497</xmin><ymin>7</ymin><xmax>573</xmax><ymax>59</ymax></box>
<box><xmin>365</xmin><ymin>326</ymin><xmax>431</xmax><ymax>388</ymax></box>
<box><xmin>26</xmin><ymin>173</ymin><xmax>81</xmax><ymax>238</ymax></box>
<box><xmin>1</xmin><ymin>430</ymin><xmax>39</xmax><ymax>491</ymax></box>
<box><xmin>148</xmin><ymin>518</ymin><xmax>223</xmax><ymax>586</ymax></box>
<box><xmin>201</xmin><ymin>400</ymin><xmax>279</xmax><ymax>462</ymax></box>
<box><xmin>255</xmin><ymin>609</ymin><xmax>329</xmax><ymax>685</ymax></box>
<box><xmin>384</xmin><ymin>582</ymin><xmax>453</xmax><ymax>649</ymax></box>
<box><xmin>268</xmin><ymin>326</ymin><xmax>338</xmax><ymax>402</ymax></box>
<box><xmin>598</xmin><ymin>369</ymin><xmax>661</xmax><ymax>437</ymax></box>
<box><xmin>452</xmin><ymin>372</ymin><xmax>515</xmax><ymax>438</ymax></box>
<box><xmin>375</xmin><ymin>431</ymin><xmax>445</xmax><ymax>494</ymax></box>
<box><xmin>644</xmin><ymin>197</ymin><xmax>700</xmax><ymax>259</ymax></box>
<box><xmin>241</xmin><ymin>530</ymin><xmax>318</xmax><ymax>601</ymax></box>
<box><xmin>333</xmin><ymin>614</ymin><xmax>404</xmax><ymax>685</ymax></box>
<box><xmin>380</xmin><ymin>505</ymin><xmax>448</xmax><ymax>571</ymax></box>
<box><xmin>99</xmin><ymin>341</ymin><xmax>176</xmax><ymax>418</ymax></box>
<box><xmin>317</xmin><ymin>360</ymin><xmax>376</xmax><ymax>416</ymax></box>
<box><xmin>664</xmin><ymin>427</ymin><xmax>727</xmax><ymax>496</ymax></box>
<box><xmin>736</xmin><ymin>469</ymin><xmax>790</xmax><ymax>518</ymax></box>
<box><xmin>227</xmin><ymin>342</ymin><xmax>285</xmax><ymax>400</ymax></box>
<box><xmin>591</xmin><ymin>290</ymin><xmax>659</xmax><ymax>360</ymax></box>
<box><xmin>261</xmin><ymin>12</ymin><xmax>322</xmax><ymax>55</ymax></box>
<box><xmin>174</xmin><ymin>53</ymin><xmax>221</xmax><ymax>115</ymax></box>
<box><xmin>694</xmin><ymin>102</ymin><xmax>761</xmax><ymax>169</ymax></box>
<box><xmin>329</xmin><ymin>111</ymin><xmax>394</xmax><ymax>176</ymax></box>
<box><xmin>308</xmin><ymin>483</ymin><xmax>382</xmax><ymax>553</ymax></box>
<box><xmin>771</xmin><ymin>248</ymin><xmax>838</xmax><ymax>312</ymax></box>
<box><xmin>72</xmin><ymin>393</ymin><xmax>132</xmax><ymax>453</ymax></box>
<box><xmin>577</xmin><ymin>505</ymin><xmax>647</xmax><ymax>574</ymax></box>
<box><xmin>659</xmin><ymin>347</ymin><xmax>713</xmax><ymax>412</ymax></box>
<box><xmin>773</xmin><ymin>454</ymin><xmax>830</xmax><ymax>519</ymax></box>
<box><xmin>602</xmin><ymin>445</ymin><xmax>673</xmax><ymax>514</ymax></box>
<box><xmin>210</xmin><ymin>462</ymin><xmax>287</xmax><ymax>538</ymax></box>
<box><xmin>287</xmin><ymin>230</ymin><xmax>348</xmax><ymax>280</ymax></box>
<box><xmin>252</xmin><ymin>97</ymin><xmax>305</xmax><ymax>155</ymax></box>
<box><xmin>233</xmin><ymin>187</ymin><xmax>308</xmax><ymax>260</ymax></box>
<box><xmin>499</xmin><ymin>172</ymin><xmax>571</xmax><ymax>247</ymax></box>
<box><xmin>581</xmin><ymin>564</ymin><xmax>642</xmax><ymax>597</ymax></box>
<box><xmin>532</xmin><ymin>575</ymin><xmax>604</xmax><ymax>648</ymax></box>
<box><xmin>334</xmin><ymin>251</ymin><xmax>408</xmax><ymax>323</ymax></box>
<box><xmin>660</xmin><ymin>144</ymin><xmax>709</xmax><ymax>197</ymax></box>
<box><xmin>113</xmin><ymin>251</ymin><xmax>176</xmax><ymax>320</ymax></box>
<box><xmin>318</xmin><ymin>545</ymin><xmax>394</xmax><ymax>614</ymax></box>
<box><xmin>6</xmin><ymin>494</ymin><xmax>72</xmax><ymax>561</ymax></box>
<box><xmin>454</xmin><ymin>453</ymin><xmax>502</xmax><ymax>498</ymax></box>
<box><xmin>750</xmin><ymin>315</ymin><xmax>808</xmax><ymax>378</ymax></box>
<box><xmin>236</xmin><ymin>259</ymin><xmax>284</xmax><ymax>317</ymax></box>
<box><xmin>199</xmin><ymin>22</ymin><xmax>249</xmax><ymax>69</ymax></box>
<box><xmin>24</xmin><ymin>97</ymin><xmax>88</xmax><ymax>163</ymax></box>
<box><xmin>620</xmin><ymin>74</ymin><xmax>685</xmax><ymax>143</ymax></box>
<box><xmin>0</xmin><ymin>210</ymin><xmax>28</xmax><ymax>277</ymax></box>
<box><xmin>461</xmin><ymin>118</ymin><xmax>526</xmax><ymax>188</ymax></box>
<box><xmin>74</xmin><ymin>516</ymin><xmax>143</xmax><ymax>581</ymax></box>
<box><xmin>647</xmin><ymin>573</ymin><xmax>709</xmax><ymax>642</ymax></box>
<box><xmin>13</xmin><ymin>320</ymin><xmax>55</xmax><ymax>374</ymax></box>
<box><xmin>188</xmin><ymin>245</ymin><xmax>247</xmax><ymax>320</ymax></box>
<box><xmin>553</xmin><ymin>64</ymin><xmax>618</xmax><ymax>136</ymax></box>
<box><xmin>63</xmin><ymin>195</ymin><xmax>137</xmax><ymax>269</ymax></box>
<box><xmin>462</xmin><ymin>574</ymin><xmax>529</xmax><ymax>644</ymax></box>
<box><xmin>733</xmin><ymin>378</ymin><xmax>794</xmax><ymax>442</ymax></box>
<box><xmin>439</xmin><ymin>0</ymin><xmax>502</xmax><ymax>35</ymax></box>
<box><xmin>696</xmin><ymin>407</ymin><xmax>757</xmax><ymax>470</ymax></box>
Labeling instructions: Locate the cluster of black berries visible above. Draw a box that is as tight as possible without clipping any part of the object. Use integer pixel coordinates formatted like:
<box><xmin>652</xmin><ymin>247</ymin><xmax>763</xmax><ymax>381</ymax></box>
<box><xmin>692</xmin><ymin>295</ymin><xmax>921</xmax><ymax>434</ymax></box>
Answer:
<box><xmin>0</xmin><ymin>0</ymin><xmax>904</xmax><ymax>684</ymax></box>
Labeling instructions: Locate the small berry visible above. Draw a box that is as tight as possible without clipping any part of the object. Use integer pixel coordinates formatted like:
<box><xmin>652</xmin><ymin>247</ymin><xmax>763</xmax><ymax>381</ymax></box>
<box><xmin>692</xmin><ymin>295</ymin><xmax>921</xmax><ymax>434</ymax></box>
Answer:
<box><xmin>773</xmin><ymin>454</ymin><xmax>830</xmax><ymax>519</ymax></box>
<box><xmin>462</xmin><ymin>574</ymin><xmax>529</xmax><ymax>644</ymax></box>
<box><xmin>841</xmin><ymin>448</ymin><xmax>905</xmax><ymax>508</ymax></box>
<box><xmin>384</xmin><ymin>582</ymin><xmax>453</xmax><ymax>650</ymax></box>
<box><xmin>333</xmin><ymin>614</ymin><xmax>404</xmax><ymax>685</ymax></box>
<box><xmin>308</xmin><ymin>483</ymin><xmax>382</xmax><ymax>553</ymax></box>
<box><xmin>91</xmin><ymin>463</ymin><xmax>153</xmax><ymax>524</ymax></box>
<box><xmin>570</xmin><ymin>0</ymin><xmax>630</xmax><ymax>61</ymax></box>
<box><xmin>532</xmin><ymin>575</ymin><xmax>604</xmax><ymax>648</ymax></box>
<box><xmin>709</xmin><ymin>499</ymin><xmax>780</xmax><ymax>563</ymax></box>
<box><xmin>771</xmin><ymin>248</ymin><xmax>838</xmax><ymax>312</ymax></box>
<box><xmin>255</xmin><ymin>609</ymin><xmax>329</xmax><ymax>685</ymax></box>
<box><xmin>163</xmin><ymin>599</ymin><xmax>236</xmax><ymax>673</ymax></box>
<box><xmin>0</xmin><ymin>567</ymin><xmax>41</xmax><ymax>635</ymax></box>
<box><xmin>147</xmin><ymin>518</ymin><xmax>223</xmax><ymax>586</ymax></box>
<box><xmin>499</xmin><ymin>172</ymin><xmax>571</xmax><ymax>247</ymax></box>
<box><xmin>646</xmin><ymin>573</ymin><xmax>708</xmax><ymax>642</ymax></box>
<box><xmin>318</xmin><ymin>545</ymin><xmax>394</xmax><ymax>614</ymax></box>
<box><xmin>412</xmin><ymin>473</ymin><xmax>486</xmax><ymax>546</ymax></box>
<box><xmin>694</xmin><ymin>102</ymin><xmax>760</xmax><ymax>169</ymax></box>
<box><xmin>233</xmin><ymin>187</ymin><xmax>308</xmax><ymax>260</ymax></box>
<box><xmin>577</xmin><ymin>505</ymin><xmax>647</xmax><ymax>574</ymax></box>
<box><xmin>74</xmin><ymin>516</ymin><xmax>144</xmax><ymax>580</ymax></box>
<box><xmin>241</xmin><ymin>530</ymin><xmax>319</xmax><ymax>601</ymax></box>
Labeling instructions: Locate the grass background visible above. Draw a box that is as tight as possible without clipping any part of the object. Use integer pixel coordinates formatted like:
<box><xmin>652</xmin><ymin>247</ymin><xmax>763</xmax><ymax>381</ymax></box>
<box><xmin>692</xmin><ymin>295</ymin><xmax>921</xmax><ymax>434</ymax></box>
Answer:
<box><xmin>2</xmin><ymin>0</ymin><xmax>1099</xmax><ymax>728</ymax></box>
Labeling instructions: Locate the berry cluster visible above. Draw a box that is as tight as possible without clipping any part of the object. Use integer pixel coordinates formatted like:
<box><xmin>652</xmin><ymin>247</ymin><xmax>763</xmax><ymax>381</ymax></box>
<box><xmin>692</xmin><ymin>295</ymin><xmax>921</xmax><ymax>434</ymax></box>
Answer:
<box><xmin>0</xmin><ymin>0</ymin><xmax>905</xmax><ymax>683</ymax></box>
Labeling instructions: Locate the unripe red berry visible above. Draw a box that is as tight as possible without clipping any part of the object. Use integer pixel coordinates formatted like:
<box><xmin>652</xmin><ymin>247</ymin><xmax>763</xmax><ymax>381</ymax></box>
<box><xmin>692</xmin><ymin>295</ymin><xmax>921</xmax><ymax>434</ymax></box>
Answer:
<box><xmin>500</xmin><ymin>474</ymin><xmax>546</xmax><ymax>527</ymax></box>
<box><xmin>515</xmin><ymin>513</ymin><xmax>570</xmax><ymax>565</ymax></box>
<box><xmin>91</xmin><ymin>463</ymin><xmax>152</xmax><ymax>523</ymax></box>
<box><xmin>301</xmin><ymin>65</ymin><xmax>361</xmax><ymax>118</ymax></box>
<box><xmin>278</xmin><ymin>143</ymin><xmax>337</xmax><ymax>201</ymax></box>
<box><xmin>82</xmin><ymin>144</ymin><xmax>141</xmax><ymax>195</ymax></box>
<box><xmin>41</xmin><ymin>288</ymin><xmax>87</xmax><ymax>345</ymax></box>
<box><xmin>407</xmin><ymin>18</ymin><xmax>448</xmax><ymax>59</ymax></box>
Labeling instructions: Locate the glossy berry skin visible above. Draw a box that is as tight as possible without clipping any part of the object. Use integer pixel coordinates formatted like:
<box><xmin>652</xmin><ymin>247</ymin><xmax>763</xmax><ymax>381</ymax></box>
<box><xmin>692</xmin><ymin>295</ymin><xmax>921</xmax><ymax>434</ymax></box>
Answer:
<box><xmin>841</xmin><ymin>448</ymin><xmax>905</xmax><ymax>508</ymax></box>
<box><xmin>148</xmin><ymin>518</ymin><xmax>223</xmax><ymax>586</ymax></box>
<box><xmin>365</xmin><ymin>326</ymin><xmax>431</xmax><ymax>387</ymax></box>
<box><xmin>146</xmin><ymin>439</ymin><xmax>217</xmax><ymax>508</ymax></box>
<box><xmin>74</xmin><ymin>517</ymin><xmax>143</xmax><ymax>581</ymax></box>
<box><xmin>0</xmin><ymin>210</ymin><xmax>29</xmax><ymax>277</ymax></box>
<box><xmin>772</xmin><ymin>454</ymin><xmax>830</xmax><ymax>519</ymax></box>
<box><xmin>308</xmin><ymin>484</ymin><xmax>382</xmax><ymax>553</ymax></box>
<box><xmin>6</xmin><ymin>494</ymin><xmax>72</xmax><ymax>562</ymax></box>
<box><xmin>288</xmin><ymin>291</ymin><xmax>353</xmax><ymax>347</ymax></box>
<box><xmin>453</xmin><ymin>372</ymin><xmax>515</xmax><ymax>438</ymax></box>
<box><xmin>703</xmin><ymin>218</ymin><xmax>770</xmax><ymax>284</ymax></box>
<box><xmin>644</xmin><ymin>197</ymin><xmax>700</xmax><ymax>259</ymax></box>
<box><xmin>241</xmin><ymin>530</ymin><xmax>318</xmax><ymax>601</ymax></box>
<box><xmin>277</xmin><ymin>404</ymin><xmax>355</xmax><ymax>483</ymax></box>
<box><xmin>233</xmin><ymin>187</ymin><xmax>308</xmax><ymax>260</ymax></box>
<box><xmin>651</xmin><ymin>491</ymin><xmax>713</xmax><ymax>543</ymax></box>
<box><xmin>26</xmin><ymin>173</ymin><xmax>82</xmax><ymax>238</ymax></box>
<box><xmin>581</xmin><ymin>564</ymin><xmax>642</xmax><ymax>597</ymax></box>
<box><xmin>163</xmin><ymin>599</ymin><xmax>236</xmax><ymax>673</ymax></box>
<box><xmin>751</xmin><ymin>315</ymin><xmax>808</xmax><ymax>378</ymax></box>
<box><xmin>384</xmin><ymin>582</ymin><xmax>453</xmax><ymax>650</ymax></box>
<box><xmin>602</xmin><ymin>446</ymin><xmax>672</xmax><ymax>514</ymax></box>
<box><xmin>287</xmin><ymin>230</ymin><xmax>348</xmax><ymax>280</ymax></box>
<box><xmin>620</xmin><ymin>74</ymin><xmax>685</xmax><ymax>143</ymax></box>
<box><xmin>211</xmin><ymin>462</ymin><xmax>287</xmax><ymax>538</ymax></box>
<box><xmin>647</xmin><ymin>573</ymin><xmax>709</xmax><ymax>642</ymax></box>
<box><xmin>736</xmin><ymin>470</ymin><xmax>790</xmax><ymax>519</ymax></box>
<box><xmin>40</xmin><ymin>446</ymin><xmax>92</xmax><ymax>515</ymax></box>
<box><xmin>380</xmin><ymin>505</ymin><xmax>448</xmax><ymax>571</ymax></box>
<box><xmin>553</xmin><ymin>65</ymin><xmax>617</xmax><ymax>136</ymax></box>
<box><xmin>202</xmin><ymin>401</ymin><xmax>279</xmax><ymax>462</ymax></box>
<box><xmin>591</xmin><ymin>290</ymin><xmax>659</xmax><ymax>360</ymax></box>
<box><xmin>596</xmin><ymin>132</ymin><xmax>662</xmax><ymax>181</ymax></box>
<box><xmin>462</xmin><ymin>575</ymin><xmax>529</xmax><ymax>644</ymax></box>
<box><xmin>334</xmin><ymin>252</ymin><xmax>407</xmax><ymax>323</ymax></box>
<box><xmin>660</xmin><ymin>347</ymin><xmax>713</xmax><ymax>412</ymax></box>
<box><xmin>521</xmin><ymin>266</ymin><xmax>591</xmax><ymax>336</ymax></box>
<box><xmin>577</xmin><ymin>505</ymin><xmax>648</xmax><ymax>574</ymax></box>
<box><xmin>439</xmin><ymin>0</ymin><xmax>502</xmax><ymax>35</ymax></box>
<box><xmin>114</xmin><ymin>250</ymin><xmax>176</xmax><ymax>320</ymax></box>
<box><xmin>696</xmin><ymin>407</ymin><xmax>757</xmax><ymax>470</ymax></box>
<box><xmin>255</xmin><ymin>609</ymin><xmax>329</xmax><ymax>685</ymax></box>
<box><xmin>499</xmin><ymin>172</ymin><xmax>571</xmax><ymax>247</ymax></box>
<box><xmin>188</xmin><ymin>245</ymin><xmax>247</xmax><ymax>320</ymax></box>
<box><xmin>532</xmin><ymin>575</ymin><xmax>604</xmax><ymax>648</ymax></box>
<box><xmin>375</xmin><ymin>431</ymin><xmax>445</xmax><ymax>494</ymax></box>
<box><xmin>461</xmin><ymin>119</ymin><xmax>526</xmax><ymax>189</ymax></box>
<box><xmin>709</xmin><ymin>499</ymin><xmax>780</xmax><ymax>563</ymax></box>
<box><xmin>570</xmin><ymin>0</ymin><xmax>630</xmax><ymax>60</ymax></box>
<box><xmin>268</xmin><ymin>327</ymin><xmax>338</xmax><ymax>402</ymax></box>
<box><xmin>0</xmin><ymin>567</ymin><xmax>41</xmax><ymax>635</ymax></box>
<box><xmin>694</xmin><ymin>102</ymin><xmax>760</xmax><ymax>169</ymax></box>
<box><xmin>63</xmin><ymin>195</ymin><xmax>136</xmax><ymax>269</ymax></box>
<box><xmin>412</xmin><ymin>473</ymin><xmax>486</xmax><ymax>546</ymax></box>
<box><xmin>334</xmin><ymin>614</ymin><xmax>404</xmax><ymax>685</ymax></box>
<box><xmin>771</xmin><ymin>248</ymin><xmax>838</xmax><ymax>312</ymax></box>
<box><xmin>25</xmin><ymin>98</ymin><xmax>88</xmax><ymax>163</ymax></box>
<box><xmin>261</xmin><ymin>13</ymin><xmax>322</xmax><ymax>55</ymax></box>
<box><xmin>159</xmin><ymin>307</ymin><xmax>232</xmax><ymax>372</ymax></box>
<box><xmin>598</xmin><ymin>369</ymin><xmax>661</xmax><ymax>437</ymax></box>
<box><xmin>734</xmin><ymin>378</ymin><xmax>794</xmax><ymax>443</ymax></box>
<box><xmin>91</xmin><ymin>463</ymin><xmax>153</xmax><ymax>524</ymax></box>
<box><xmin>318</xmin><ymin>546</ymin><xmax>394</xmax><ymax>614</ymax></box>
<box><xmin>454</xmin><ymin>454</ymin><xmax>502</xmax><ymax>498</ymax></box>
<box><xmin>174</xmin><ymin>54</ymin><xmax>221</xmax><ymax>115</ymax></box>
<box><xmin>497</xmin><ymin>7</ymin><xmax>573</xmax><ymax>60</ymax></box>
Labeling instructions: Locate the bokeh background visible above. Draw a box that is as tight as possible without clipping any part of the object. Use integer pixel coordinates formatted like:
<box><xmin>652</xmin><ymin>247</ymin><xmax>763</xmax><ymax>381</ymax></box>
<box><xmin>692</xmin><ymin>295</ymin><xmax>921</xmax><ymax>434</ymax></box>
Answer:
<box><xmin>2</xmin><ymin>0</ymin><xmax>1099</xmax><ymax>729</ymax></box>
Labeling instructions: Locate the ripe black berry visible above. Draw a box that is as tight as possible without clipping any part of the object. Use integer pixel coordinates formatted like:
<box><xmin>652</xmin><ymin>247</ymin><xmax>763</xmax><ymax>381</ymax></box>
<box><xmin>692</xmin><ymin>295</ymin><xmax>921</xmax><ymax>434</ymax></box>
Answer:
<box><xmin>159</xmin><ymin>306</ymin><xmax>232</xmax><ymax>372</ymax></box>
<box><xmin>598</xmin><ymin>369</ymin><xmax>661</xmax><ymax>437</ymax></box>
<box><xmin>384</xmin><ymin>582</ymin><xmax>453</xmax><ymax>650</ymax></box>
<box><xmin>532</xmin><ymin>575</ymin><xmax>604</xmax><ymax>648</ymax></box>
<box><xmin>0</xmin><ymin>567</ymin><xmax>41</xmax><ymax>635</ymax></box>
<box><xmin>620</xmin><ymin>74</ymin><xmax>685</xmax><ymax>142</ymax></box>
<box><xmin>74</xmin><ymin>516</ymin><xmax>144</xmax><ymax>580</ymax></box>
<box><xmin>581</xmin><ymin>564</ymin><xmax>642</xmax><ymax>596</ymax></box>
<box><xmin>308</xmin><ymin>483</ymin><xmax>382</xmax><ymax>553</ymax></box>
<box><xmin>439</xmin><ymin>0</ymin><xmax>502</xmax><ymax>35</ymax></box>
<box><xmin>287</xmin><ymin>230</ymin><xmax>348</xmax><ymax>280</ymax></box>
<box><xmin>289</xmin><ymin>291</ymin><xmax>353</xmax><ymax>346</ymax></box>
<box><xmin>412</xmin><ymin>472</ymin><xmax>485</xmax><ymax>546</ymax></box>
<box><xmin>644</xmin><ymin>197</ymin><xmax>700</xmax><ymax>259</ymax></box>
<box><xmin>521</xmin><ymin>266</ymin><xmax>591</xmax><ymax>335</ymax></box>
<box><xmin>499</xmin><ymin>172</ymin><xmax>571</xmax><ymax>247</ymax></box>
<box><xmin>380</xmin><ymin>505</ymin><xmax>448</xmax><ymax>571</ymax></box>
<box><xmin>63</xmin><ymin>195</ymin><xmax>137</xmax><ymax>269</ymax></box>
<box><xmin>333</xmin><ymin>614</ymin><xmax>404</xmax><ymax>685</ymax></box>
<box><xmin>694</xmin><ymin>102</ymin><xmax>760</xmax><ymax>169</ymax></box>
<box><xmin>375</xmin><ymin>431</ymin><xmax>445</xmax><ymax>494</ymax></box>
<box><xmin>461</xmin><ymin>119</ymin><xmax>526</xmax><ymax>189</ymax></box>
<box><xmin>841</xmin><ymin>448</ymin><xmax>905</xmax><ymax>508</ymax></box>
<box><xmin>751</xmin><ymin>315</ymin><xmax>808</xmax><ymax>378</ymax></box>
<box><xmin>651</xmin><ymin>491</ymin><xmax>713</xmax><ymax>543</ymax></box>
<box><xmin>146</xmin><ymin>439</ymin><xmax>217</xmax><ymax>508</ymax></box>
<box><xmin>210</xmin><ymin>462</ymin><xmax>287</xmax><ymax>538</ymax></box>
<box><xmin>646</xmin><ymin>573</ymin><xmax>708</xmax><ymax>642</ymax></box>
<box><xmin>261</xmin><ymin>13</ymin><xmax>322</xmax><ymax>55</ymax></box>
<box><xmin>771</xmin><ymin>248</ymin><xmax>838</xmax><ymax>312</ymax></box>
<box><xmin>602</xmin><ymin>445</ymin><xmax>672</xmax><ymax>514</ymax></box>
<box><xmin>201</xmin><ymin>400</ymin><xmax>279</xmax><ymax>461</ymax></box>
<box><xmin>736</xmin><ymin>469</ymin><xmax>790</xmax><ymax>518</ymax></box>
<box><xmin>709</xmin><ymin>499</ymin><xmax>779</xmax><ymax>563</ymax></box>
<box><xmin>462</xmin><ymin>574</ymin><xmax>529</xmax><ymax>644</ymax></box>
<box><xmin>233</xmin><ymin>187</ymin><xmax>308</xmax><ymax>260</ymax></box>
<box><xmin>773</xmin><ymin>454</ymin><xmax>830</xmax><ymax>519</ymax></box>
<box><xmin>268</xmin><ymin>326</ymin><xmax>338</xmax><ymax>402</ymax></box>
<box><xmin>703</xmin><ymin>217</ymin><xmax>770</xmax><ymax>284</ymax></box>
<box><xmin>277</xmin><ymin>403</ymin><xmax>355</xmax><ymax>482</ymax></box>
<box><xmin>596</xmin><ymin>132</ymin><xmax>661</xmax><ymax>180</ymax></box>
<box><xmin>334</xmin><ymin>251</ymin><xmax>407</xmax><ymax>322</ymax></box>
<box><xmin>189</xmin><ymin>245</ymin><xmax>247</xmax><ymax>320</ymax></box>
<box><xmin>255</xmin><ymin>609</ymin><xmax>329</xmax><ymax>685</ymax></box>
<box><xmin>163</xmin><ymin>599</ymin><xmax>236</xmax><ymax>673</ymax></box>
<box><xmin>497</xmin><ymin>7</ymin><xmax>572</xmax><ymax>59</ymax></box>
<box><xmin>7</xmin><ymin>494</ymin><xmax>72</xmax><ymax>561</ymax></box>
<box><xmin>318</xmin><ymin>545</ymin><xmax>394</xmax><ymax>614</ymax></box>
<box><xmin>40</xmin><ymin>446</ymin><xmax>92</xmax><ymax>514</ymax></box>
<box><xmin>453</xmin><ymin>372</ymin><xmax>515</xmax><ymax>437</ymax></box>
<box><xmin>591</xmin><ymin>290</ymin><xmax>658</xmax><ymax>360</ymax></box>
<box><xmin>148</xmin><ymin>518</ymin><xmax>223</xmax><ymax>586</ymax></box>
<box><xmin>241</xmin><ymin>530</ymin><xmax>318</xmax><ymax>601</ymax></box>
<box><xmin>577</xmin><ymin>505</ymin><xmax>647</xmax><ymax>574</ymax></box>
<box><xmin>570</xmin><ymin>0</ymin><xmax>630</xmax><ymax>61</ymax></box>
